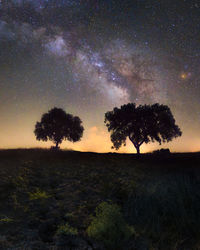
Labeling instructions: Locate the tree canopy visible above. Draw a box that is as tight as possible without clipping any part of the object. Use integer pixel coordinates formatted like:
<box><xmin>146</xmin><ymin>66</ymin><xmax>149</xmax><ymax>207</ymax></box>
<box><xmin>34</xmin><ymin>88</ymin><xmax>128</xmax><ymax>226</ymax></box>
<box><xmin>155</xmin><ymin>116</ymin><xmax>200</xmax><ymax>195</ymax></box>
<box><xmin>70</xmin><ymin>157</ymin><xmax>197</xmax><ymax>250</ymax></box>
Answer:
<box><xmin>104</xmin><ymin>103</ymin><xmax>182</xmax><ymax>154</ymax></box>
<box><xmin>34</xmin><ymin>107</ymin><xmax>84</xmax><ymax>149</ymax></box>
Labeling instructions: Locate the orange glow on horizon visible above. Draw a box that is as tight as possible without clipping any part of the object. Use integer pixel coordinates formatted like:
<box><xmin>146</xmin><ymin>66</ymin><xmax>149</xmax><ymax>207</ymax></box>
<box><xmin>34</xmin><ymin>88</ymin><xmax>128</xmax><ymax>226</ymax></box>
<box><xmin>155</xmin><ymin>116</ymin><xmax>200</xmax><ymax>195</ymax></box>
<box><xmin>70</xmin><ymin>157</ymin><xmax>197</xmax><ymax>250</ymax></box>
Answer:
<box><xmin>0</xmin><ymin>108</ymin><xmax>199</xmax><ymax>154</ymax></box>
<box><xmin>1</xmin><ymin>123</ymin><xmax>200</xmax><ymax>154</ymax></box>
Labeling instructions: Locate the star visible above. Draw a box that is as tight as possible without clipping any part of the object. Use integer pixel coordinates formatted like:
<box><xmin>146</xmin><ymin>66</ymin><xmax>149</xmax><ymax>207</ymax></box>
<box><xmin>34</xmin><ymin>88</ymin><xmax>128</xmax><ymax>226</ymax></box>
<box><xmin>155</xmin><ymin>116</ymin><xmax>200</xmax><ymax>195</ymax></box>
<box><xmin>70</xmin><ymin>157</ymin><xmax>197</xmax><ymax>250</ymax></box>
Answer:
<box><xmin>181</xmin><ymin>73</ymin><xmax>187</xmax><ymax>80</ymax></box>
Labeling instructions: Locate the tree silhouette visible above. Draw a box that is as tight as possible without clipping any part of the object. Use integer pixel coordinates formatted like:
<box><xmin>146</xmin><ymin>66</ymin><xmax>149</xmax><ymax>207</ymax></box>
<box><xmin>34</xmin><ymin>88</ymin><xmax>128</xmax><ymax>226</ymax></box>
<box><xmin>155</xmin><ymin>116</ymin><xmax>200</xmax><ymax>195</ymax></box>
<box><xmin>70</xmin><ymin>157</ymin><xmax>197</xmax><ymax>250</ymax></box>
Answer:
<box><xmin>34</xmin><ymin>107</ymin><xmax>84</xmax><ymax>149</ymax></box>
<box><xmin>104</xmin><ymin>103</ymin><xmax>182</xmax><ymax>154</ymax></box>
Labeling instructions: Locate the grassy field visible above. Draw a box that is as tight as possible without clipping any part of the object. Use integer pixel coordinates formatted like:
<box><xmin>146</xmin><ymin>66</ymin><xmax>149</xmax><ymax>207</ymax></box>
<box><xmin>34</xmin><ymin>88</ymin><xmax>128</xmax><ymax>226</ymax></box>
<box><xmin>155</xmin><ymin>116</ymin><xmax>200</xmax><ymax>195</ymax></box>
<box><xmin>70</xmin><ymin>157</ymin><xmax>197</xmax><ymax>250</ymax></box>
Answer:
<box><xmin>1</xmin><ymin>149</ymin><xmax>200</xmax><ymax>249</ymax></box>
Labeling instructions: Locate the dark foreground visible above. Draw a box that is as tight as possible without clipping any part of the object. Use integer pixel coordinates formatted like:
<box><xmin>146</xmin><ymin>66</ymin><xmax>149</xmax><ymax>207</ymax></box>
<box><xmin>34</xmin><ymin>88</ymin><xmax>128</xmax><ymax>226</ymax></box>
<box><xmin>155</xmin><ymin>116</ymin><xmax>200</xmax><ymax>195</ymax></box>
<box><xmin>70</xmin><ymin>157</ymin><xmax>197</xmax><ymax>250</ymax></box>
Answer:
<box><xmin>1</xmin><ymin>149</ymin><xmax>200</xmax><ymax>249</ymax></box>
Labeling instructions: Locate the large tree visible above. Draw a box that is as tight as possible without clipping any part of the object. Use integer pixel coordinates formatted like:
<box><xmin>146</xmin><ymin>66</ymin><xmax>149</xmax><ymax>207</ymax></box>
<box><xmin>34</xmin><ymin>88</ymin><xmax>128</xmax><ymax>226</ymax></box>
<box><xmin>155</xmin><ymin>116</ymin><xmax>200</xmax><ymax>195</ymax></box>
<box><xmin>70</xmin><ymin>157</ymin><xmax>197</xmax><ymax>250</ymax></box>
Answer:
<box><xmin>34</xmin><ymin>107</ymin><xmax>84</xmax><ymax>149</ymax></box>
<box><xmin>104</xmin><ymin>103</ymin><xmax>182</xmax><ymax>154</ymax></box>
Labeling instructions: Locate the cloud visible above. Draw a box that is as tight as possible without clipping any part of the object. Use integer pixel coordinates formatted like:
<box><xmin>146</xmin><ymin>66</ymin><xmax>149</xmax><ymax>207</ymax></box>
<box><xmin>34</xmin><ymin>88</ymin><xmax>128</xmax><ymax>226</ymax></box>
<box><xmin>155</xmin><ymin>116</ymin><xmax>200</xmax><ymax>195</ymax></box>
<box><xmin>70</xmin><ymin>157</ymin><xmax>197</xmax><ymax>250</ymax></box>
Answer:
<box><xmin>63</xmin><ymin>125</ymin><xmax>152</xmax><ymax>153</ymax></box>
<box><xmin>44</xmin><ymin>35</ymin><xmax>71</xmax><ymax>57</ymax></box>
<box><xmin>0</xmin><ymin>20</ymin><xmax>45</xmax><ymax>45</ymax></box>
<box><xmin>71</xmin><ymin>126</ymin><xmax>113</xmax><ymax>153</ymax></box>
<box><xmin>0</xmin><ymin>20</ymin><xmax>15</xmax><ymax>40</ymax></box>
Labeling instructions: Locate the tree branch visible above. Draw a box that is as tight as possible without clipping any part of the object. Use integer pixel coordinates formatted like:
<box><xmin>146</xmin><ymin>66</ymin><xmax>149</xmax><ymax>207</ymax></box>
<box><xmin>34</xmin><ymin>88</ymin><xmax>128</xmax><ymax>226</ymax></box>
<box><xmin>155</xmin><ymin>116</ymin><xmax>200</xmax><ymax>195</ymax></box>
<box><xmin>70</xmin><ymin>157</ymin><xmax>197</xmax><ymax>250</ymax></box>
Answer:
<box><xmin>139</xmin><ymin>140</ymin><xmax>145</xmax><ymax>147</ymax></box>
<box><xmin>129</xmin><ymin>135</ymin><xmax>138</xmax><ymax>148</ymax></box>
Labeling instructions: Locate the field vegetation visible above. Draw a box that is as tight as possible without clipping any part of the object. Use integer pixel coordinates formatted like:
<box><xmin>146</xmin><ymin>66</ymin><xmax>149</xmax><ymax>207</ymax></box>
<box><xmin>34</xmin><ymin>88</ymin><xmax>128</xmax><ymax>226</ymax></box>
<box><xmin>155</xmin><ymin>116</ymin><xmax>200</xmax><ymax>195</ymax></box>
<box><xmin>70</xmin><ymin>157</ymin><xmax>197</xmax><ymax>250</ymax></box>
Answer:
<box><xmin>0</xmin><ymin>149</ymin><xmax>200</xmax><ymax>249</ymax></box>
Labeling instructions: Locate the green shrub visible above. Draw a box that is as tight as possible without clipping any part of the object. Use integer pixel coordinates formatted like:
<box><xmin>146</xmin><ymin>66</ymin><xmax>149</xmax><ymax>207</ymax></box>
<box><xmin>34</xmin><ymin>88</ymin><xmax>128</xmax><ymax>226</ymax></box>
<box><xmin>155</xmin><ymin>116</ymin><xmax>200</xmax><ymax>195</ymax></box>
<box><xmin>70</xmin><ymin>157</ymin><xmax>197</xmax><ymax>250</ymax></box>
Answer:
<box><xmin>87</xmin><ymin>202</ymin><xmax>135</xmax><ymax>250</ymax></box>
<box><xmin>29</xmin><ymin>188</ymin><xmax>50</xmax><ymax>200</ymax></box>
<box><xmin>56</xmin><ymin>223</ymin><xmax>78</xmax><ymax>236</ymax></box>
<box><xmin>0</xmin><ymin>217</ymin><xmax>13</xmax><ymax>223</ymax></box>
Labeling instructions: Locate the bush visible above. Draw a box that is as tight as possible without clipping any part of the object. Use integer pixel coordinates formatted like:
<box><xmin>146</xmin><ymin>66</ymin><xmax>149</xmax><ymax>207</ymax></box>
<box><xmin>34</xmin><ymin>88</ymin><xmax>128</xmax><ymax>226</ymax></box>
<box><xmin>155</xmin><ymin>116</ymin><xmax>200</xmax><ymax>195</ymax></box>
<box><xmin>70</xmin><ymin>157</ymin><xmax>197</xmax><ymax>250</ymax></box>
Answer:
<box><xmin>56</xmin><ymin>223</ymin><xmax>78</xmax><ymax>236</ymax></box>
<box><xmin>29</xmin><ymin>189</ymin><xmax>50</xmax><ymax>200</ymax></box>
<box><xmin>87</xmin><ymin>202</ymin><xmax>135</xmax><ymax>250</ymax></box>
<box><xmin>0</xmin><ymin>216</ymin><xmax>13</xmax><ymax>223</ymax></box>
<box><xmin>152</xmin><ymin>148</ymin><xmax>170</xmax><ymax>155</ymax></box>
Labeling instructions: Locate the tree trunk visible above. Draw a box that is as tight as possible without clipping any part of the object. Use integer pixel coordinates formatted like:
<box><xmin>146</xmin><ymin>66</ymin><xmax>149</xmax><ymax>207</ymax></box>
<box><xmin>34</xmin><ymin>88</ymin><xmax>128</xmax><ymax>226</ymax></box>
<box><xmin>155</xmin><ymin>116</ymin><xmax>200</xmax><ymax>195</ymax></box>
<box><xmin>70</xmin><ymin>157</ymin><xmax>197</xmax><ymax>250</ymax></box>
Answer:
<box><xmin>128</xmin><ymin>135</ymin><xmax>141</xmax><ymax>155</ymax></box>
<box><xmin>55</xmin><ymin>141</ymin><xmax>59</xmax><ymax>149</ymax></box>
<box><xmin>136</xmin><ymin>146</ymin><xmax>140</xmax><ymax>155</ymax></box>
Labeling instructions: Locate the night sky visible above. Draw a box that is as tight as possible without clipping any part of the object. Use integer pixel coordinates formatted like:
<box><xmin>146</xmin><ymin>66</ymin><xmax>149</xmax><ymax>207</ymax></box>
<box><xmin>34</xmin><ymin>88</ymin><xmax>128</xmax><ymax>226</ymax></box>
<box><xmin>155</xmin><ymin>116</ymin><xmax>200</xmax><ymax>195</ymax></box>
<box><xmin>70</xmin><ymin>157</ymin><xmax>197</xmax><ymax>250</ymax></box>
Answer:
<box><xmin>0</xmin><ymin>0</ymin><xmax>200</xmax><ymax>153</ymax></box>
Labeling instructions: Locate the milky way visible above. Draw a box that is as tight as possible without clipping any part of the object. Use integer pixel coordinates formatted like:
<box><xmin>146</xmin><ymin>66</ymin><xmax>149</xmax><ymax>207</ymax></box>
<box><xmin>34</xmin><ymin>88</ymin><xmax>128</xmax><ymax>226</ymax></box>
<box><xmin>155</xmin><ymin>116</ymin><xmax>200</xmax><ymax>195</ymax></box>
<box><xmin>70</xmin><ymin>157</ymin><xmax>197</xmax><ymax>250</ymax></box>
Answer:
<box><xmin>0</xmin><ymin>0</ymin><xmax>200</xmax><ymax>152</ymax></box>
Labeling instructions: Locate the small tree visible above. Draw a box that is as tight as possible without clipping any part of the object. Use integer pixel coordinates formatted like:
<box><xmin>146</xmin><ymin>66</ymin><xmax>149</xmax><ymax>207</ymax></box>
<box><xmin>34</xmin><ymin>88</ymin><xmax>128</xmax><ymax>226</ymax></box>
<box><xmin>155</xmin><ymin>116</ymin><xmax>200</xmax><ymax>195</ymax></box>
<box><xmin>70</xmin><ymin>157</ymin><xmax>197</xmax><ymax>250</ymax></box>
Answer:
<box><xmin>34</xmin><ymin>107</ymin><xmax>84</xmax><ymax>149</ymax></box>
<box><xmin>104</xmin><ymin>103</ymin><xmax>182</xmax><ymax>154</ymax></box>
